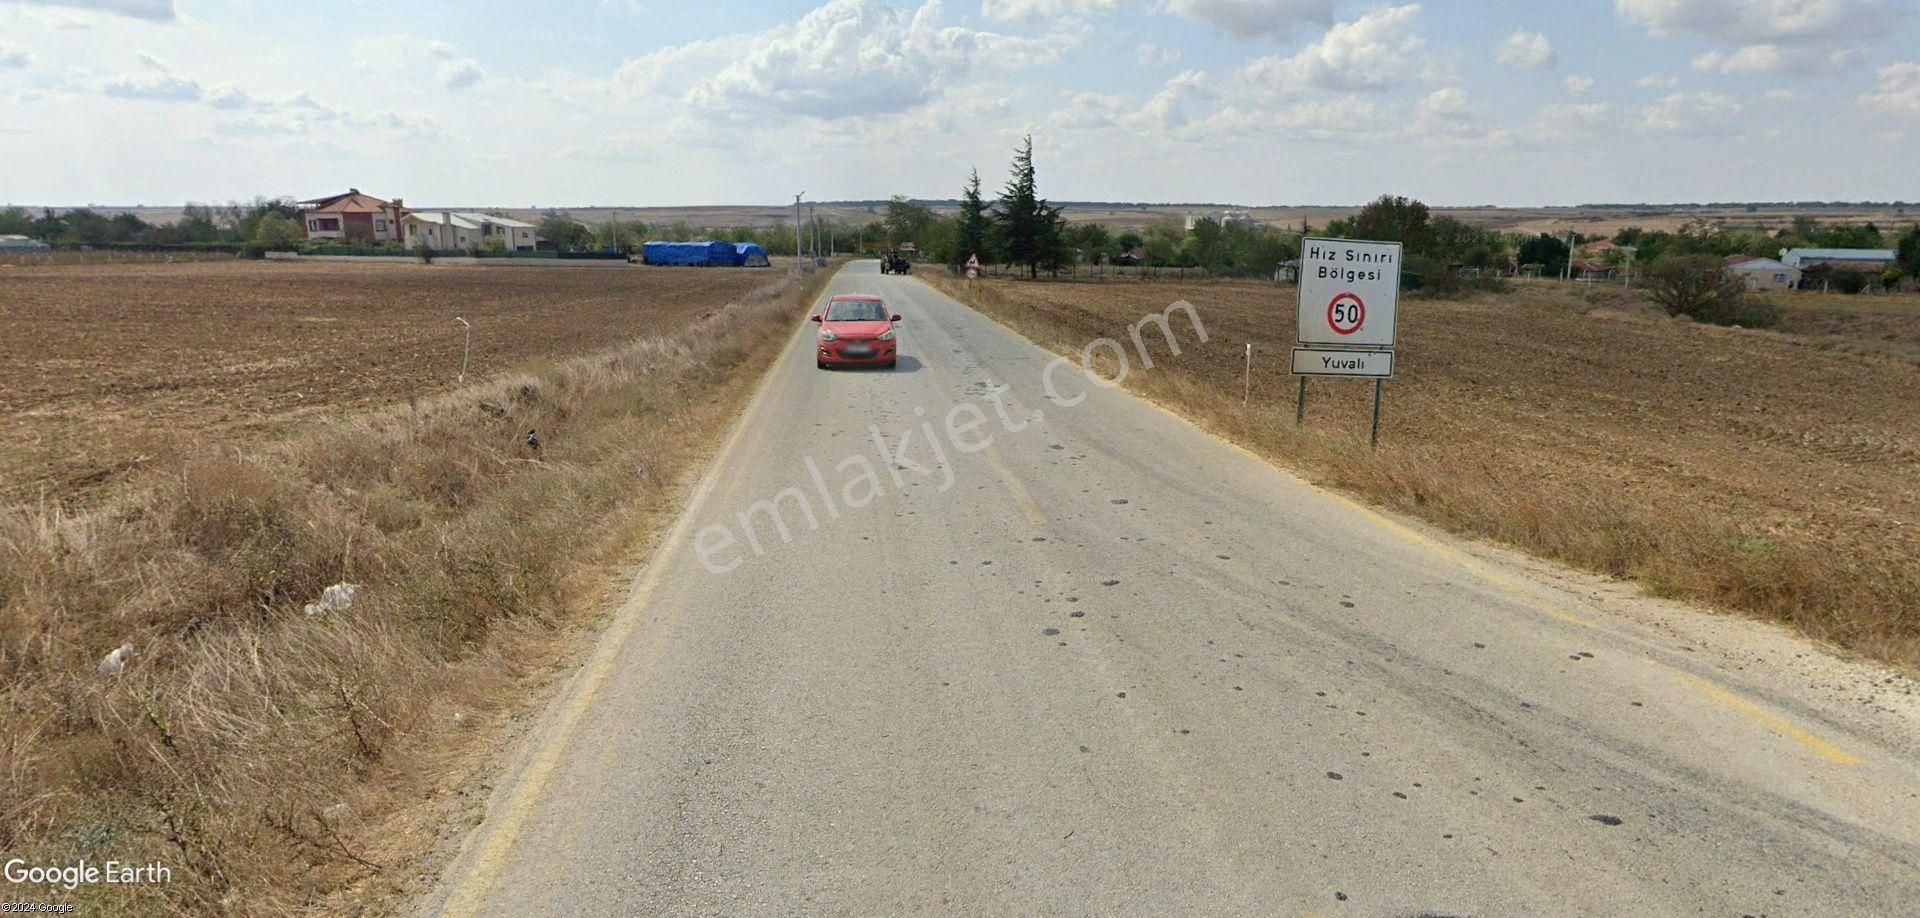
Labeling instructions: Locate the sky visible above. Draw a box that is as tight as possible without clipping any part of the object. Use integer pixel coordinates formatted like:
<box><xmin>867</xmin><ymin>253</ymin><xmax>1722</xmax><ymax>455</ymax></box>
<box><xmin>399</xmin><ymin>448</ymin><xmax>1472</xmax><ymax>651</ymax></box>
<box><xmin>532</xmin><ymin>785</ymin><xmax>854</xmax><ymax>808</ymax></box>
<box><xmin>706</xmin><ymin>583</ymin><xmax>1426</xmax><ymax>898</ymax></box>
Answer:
<box><xmin>1</xmin><ymin>0</ymin><xmax>1916</xmax><ymax>208</ymax></box>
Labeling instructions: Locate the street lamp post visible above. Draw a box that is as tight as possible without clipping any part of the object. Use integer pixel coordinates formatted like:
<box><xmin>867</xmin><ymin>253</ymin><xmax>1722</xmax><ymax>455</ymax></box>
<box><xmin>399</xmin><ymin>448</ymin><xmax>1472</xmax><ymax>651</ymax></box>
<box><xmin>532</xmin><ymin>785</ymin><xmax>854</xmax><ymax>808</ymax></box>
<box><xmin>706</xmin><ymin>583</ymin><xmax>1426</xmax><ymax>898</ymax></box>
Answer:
<box><xmin>793</xmin><ymin>192</ymin><xmax>804</xmax><ymax>267</ymax></box>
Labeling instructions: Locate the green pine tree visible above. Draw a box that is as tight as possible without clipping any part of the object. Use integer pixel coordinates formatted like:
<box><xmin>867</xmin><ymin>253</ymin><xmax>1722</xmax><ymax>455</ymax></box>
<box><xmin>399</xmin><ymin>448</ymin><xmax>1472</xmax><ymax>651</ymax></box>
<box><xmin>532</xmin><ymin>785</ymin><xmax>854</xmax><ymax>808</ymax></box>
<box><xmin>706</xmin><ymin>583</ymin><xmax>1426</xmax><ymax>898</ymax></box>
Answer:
<box><xmin>989</xmin><ymin>135</ymin><xmax>1065</xmax><ymax>278</ymax></box>
<box><xmin>955</xmin><ymin>168</ymin><xmax>990</xmax><ymax>268</ymax></box>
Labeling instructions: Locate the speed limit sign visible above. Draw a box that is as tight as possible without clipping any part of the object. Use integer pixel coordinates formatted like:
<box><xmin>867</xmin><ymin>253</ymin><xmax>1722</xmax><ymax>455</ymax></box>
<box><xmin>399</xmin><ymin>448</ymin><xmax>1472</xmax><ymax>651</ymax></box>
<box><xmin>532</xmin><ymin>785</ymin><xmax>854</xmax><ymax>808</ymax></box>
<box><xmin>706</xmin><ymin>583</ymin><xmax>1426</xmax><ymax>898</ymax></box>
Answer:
<box><xmin>1297</xmin><ymin>237</ymin><xmax>1399</xmax><ymax>348</ymax></box>
<box><xmin>1326</xmin><ymin>292</ymin><xmax>1365</xmax><ymax>335</ymax></box>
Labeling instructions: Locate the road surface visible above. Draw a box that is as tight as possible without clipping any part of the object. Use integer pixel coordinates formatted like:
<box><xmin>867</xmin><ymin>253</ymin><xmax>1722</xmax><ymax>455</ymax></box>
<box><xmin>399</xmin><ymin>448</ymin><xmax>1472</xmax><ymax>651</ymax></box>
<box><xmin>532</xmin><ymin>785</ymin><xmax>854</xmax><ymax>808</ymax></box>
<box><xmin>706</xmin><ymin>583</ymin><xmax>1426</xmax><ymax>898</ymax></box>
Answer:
<box><xmin>422</xmin><ymin>261</ymin><xmax>1920</xmax><ymax>916</ymax></box>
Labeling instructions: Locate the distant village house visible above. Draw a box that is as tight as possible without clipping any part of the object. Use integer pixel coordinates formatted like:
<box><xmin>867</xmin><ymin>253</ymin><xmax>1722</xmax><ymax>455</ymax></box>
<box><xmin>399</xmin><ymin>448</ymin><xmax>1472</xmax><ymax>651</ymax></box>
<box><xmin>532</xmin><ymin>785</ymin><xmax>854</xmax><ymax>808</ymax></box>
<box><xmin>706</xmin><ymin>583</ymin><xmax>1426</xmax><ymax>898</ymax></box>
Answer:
<box><xmin>402</xmin><ymin>211</ymin><xmax>538</xmax><ymax>251</ymax></box>
<box><xmin>1778</xmin><ymin>247</ymin><xmax>1898</xmax><ymax>273</ymax></box>
<box><xmin>1723</xmin><ymin>255</ymin><xmax>1800</xmax><ymax>291</ymax></box>
<box><xmin>299</xmin><ymin>189</ymin><xmax>406</xmax><ymax>244</ymax></box>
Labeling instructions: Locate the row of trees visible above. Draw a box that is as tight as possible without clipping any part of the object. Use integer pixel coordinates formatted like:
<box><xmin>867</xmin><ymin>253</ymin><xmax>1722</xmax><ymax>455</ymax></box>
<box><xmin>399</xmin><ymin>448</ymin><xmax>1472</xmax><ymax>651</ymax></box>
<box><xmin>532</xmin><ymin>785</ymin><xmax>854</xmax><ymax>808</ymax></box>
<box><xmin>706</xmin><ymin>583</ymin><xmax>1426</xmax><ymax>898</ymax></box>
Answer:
<box><xmin>0</xmin><ymin>200</ymin><xmax>307</xmax><ymax>249</ymax></box>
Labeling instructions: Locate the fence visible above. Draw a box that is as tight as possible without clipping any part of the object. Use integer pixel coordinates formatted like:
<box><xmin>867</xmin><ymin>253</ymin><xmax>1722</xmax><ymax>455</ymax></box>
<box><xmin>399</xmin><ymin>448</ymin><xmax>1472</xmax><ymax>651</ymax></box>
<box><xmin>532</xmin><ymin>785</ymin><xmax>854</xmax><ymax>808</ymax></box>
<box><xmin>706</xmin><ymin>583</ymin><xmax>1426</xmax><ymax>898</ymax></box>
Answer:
<box><xmin>945</xmin><ymin>261</ymin><xmax>1290</xmax><ymax>284</ymax></box>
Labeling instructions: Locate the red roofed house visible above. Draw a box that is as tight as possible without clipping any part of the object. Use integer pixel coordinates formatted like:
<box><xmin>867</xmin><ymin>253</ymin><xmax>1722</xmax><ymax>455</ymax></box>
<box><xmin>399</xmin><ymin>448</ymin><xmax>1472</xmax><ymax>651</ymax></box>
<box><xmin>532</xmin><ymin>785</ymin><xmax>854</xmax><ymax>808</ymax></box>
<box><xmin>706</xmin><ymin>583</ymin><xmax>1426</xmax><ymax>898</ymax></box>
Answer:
<box><xmin>299</xmin><ymin>189</ymin><xmax>406</xmax><ymax>244</ymax></box>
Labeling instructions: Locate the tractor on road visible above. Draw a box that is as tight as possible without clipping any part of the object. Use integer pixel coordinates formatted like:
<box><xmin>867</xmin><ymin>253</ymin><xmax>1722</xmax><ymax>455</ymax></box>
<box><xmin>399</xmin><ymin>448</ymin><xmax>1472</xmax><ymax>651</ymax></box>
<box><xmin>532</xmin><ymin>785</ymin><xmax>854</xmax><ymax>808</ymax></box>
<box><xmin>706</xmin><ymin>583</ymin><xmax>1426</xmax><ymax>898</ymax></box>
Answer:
<box><xmin>879</xmin><ymin>249</ymin><xmax>912</xmax><ymax>275</ymax></box>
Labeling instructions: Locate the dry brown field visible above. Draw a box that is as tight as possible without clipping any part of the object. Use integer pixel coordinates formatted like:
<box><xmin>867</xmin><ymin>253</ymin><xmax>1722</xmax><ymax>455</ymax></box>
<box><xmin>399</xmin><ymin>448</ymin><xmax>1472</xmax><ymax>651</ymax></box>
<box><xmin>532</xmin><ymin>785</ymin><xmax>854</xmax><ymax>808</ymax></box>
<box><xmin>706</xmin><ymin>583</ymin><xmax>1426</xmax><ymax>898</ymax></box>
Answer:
<box><xmin>924</xmin><ymin>270</ymin><xmax>1920</xmax><ymax>666</ymax></box>
<box><xmin>0</xmin><ymin>260</ymin><xmax>772</xmax><ymax>501</ymax></box>
<box><xmin>0</xmin><ymin>260</ymin><xmax>834</xmax><ymax>912</ymax></box>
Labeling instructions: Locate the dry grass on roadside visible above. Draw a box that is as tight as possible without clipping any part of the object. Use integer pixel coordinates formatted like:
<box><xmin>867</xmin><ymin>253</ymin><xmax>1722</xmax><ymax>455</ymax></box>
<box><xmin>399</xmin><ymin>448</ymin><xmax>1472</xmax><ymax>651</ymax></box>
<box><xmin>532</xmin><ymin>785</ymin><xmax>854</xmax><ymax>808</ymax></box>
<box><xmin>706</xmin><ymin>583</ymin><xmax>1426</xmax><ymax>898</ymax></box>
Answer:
<box><xmin>925</xmin><ymin>271</ymin><xmax>1920</xmax><ymax>668</ymax></box>
<box><xmin>0</xmin><ymin>266</ymin><xmax>830</xmax><ymax>914</ymax></box>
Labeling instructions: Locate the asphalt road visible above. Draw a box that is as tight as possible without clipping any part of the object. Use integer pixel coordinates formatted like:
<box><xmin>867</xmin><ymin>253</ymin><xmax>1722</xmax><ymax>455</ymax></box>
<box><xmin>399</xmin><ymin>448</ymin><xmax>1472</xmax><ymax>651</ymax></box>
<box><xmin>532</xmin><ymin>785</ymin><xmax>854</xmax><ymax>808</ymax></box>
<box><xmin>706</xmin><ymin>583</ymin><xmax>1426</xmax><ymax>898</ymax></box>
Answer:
<box><xmin>423</xmin><ymin>261</ymin><xmax>1920</xmax><ymax>916</ymax></box>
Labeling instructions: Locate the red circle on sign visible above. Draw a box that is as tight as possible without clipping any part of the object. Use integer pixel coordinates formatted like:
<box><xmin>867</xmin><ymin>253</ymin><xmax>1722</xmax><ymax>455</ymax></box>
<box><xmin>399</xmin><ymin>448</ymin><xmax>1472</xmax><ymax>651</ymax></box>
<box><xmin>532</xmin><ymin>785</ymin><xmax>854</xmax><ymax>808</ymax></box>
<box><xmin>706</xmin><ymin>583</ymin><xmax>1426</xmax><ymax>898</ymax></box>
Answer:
<box><xmin>1326</xmin><ymin>293</ymin><xmax>1365</xmax><ymax>335</ymax></box>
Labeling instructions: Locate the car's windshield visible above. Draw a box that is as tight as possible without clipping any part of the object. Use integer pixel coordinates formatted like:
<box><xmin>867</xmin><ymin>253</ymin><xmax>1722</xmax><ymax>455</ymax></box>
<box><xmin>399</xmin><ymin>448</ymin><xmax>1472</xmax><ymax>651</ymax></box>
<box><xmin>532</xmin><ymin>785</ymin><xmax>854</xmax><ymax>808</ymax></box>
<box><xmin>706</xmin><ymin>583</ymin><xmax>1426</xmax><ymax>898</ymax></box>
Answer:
<box><xmin>826</xmin><ymin>300</ymin><xmax>888</xmax><ymax>322</ymax></box>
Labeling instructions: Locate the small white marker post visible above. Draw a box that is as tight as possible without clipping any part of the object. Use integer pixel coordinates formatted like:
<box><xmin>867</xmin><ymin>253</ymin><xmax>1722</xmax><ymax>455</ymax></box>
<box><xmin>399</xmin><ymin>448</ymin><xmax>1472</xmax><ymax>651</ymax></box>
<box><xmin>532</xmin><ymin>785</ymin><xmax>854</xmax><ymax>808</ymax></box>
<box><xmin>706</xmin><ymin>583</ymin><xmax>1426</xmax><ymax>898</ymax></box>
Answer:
<box><xmin>454</xmin><ymin>317</ymin><xmax>472</xmax><ymax>381</ymax></box>
<box><xmin>1243</xmin><ymin>343</ymin><xmax>1252</xmax><ymax>406</ymax></box>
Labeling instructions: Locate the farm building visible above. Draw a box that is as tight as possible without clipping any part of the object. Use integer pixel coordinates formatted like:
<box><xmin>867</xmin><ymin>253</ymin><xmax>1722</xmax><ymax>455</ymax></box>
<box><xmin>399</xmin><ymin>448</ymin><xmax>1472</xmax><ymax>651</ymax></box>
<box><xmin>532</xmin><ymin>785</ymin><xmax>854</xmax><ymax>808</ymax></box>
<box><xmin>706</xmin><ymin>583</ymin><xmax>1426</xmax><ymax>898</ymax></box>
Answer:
<box><xmin>299</xmin><ymin>189</ymin><xmax>406</xmax><ymax>244</ymax></box>
<box><xmin>1186</xmin><ymin>210</ymin><xmax>1258</xmax><ymax>231</ymax></box>
<box><xmin>0</xmin><ymin>234</ymin><xmax>51</xmax><ymax>252</ymax></box>
<box><xmin>1779</xmin><ymin>247</ymin><xmax>1897</xmax><ymax>272</ymax></box>
<box><xmin>1724</xmin><ymin>256</ymin><xmax>1800</xmax><ymax>291</ymax></box>
<box><xmin>402</xmin><ymin>211</ymin><xmax>538</xmax><ymax>251</ymax></box>
<box><xmin>733</xmin><ymin>242</ymin><xmax>770</xmax><ymax>267</ymax></box>
<box><xmin>642</xmin><ymin>240</ymin><xmax>736</xmax><ymax>266</ymax></box>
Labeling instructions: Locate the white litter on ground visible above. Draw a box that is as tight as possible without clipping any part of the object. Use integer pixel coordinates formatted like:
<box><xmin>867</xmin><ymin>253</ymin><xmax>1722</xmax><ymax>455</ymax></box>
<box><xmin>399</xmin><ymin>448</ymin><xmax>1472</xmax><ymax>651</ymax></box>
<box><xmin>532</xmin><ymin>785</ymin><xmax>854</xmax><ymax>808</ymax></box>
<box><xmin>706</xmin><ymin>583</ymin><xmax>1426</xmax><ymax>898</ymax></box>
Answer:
<box><xmin>98</xmin><ymin>643</ymin><xmax>135</xmax><ymax>677</ymax></box>
<box><xmin>304</xmin><ymin>582</ymin><xmax>361</xmax><ymax>618</ymax></box>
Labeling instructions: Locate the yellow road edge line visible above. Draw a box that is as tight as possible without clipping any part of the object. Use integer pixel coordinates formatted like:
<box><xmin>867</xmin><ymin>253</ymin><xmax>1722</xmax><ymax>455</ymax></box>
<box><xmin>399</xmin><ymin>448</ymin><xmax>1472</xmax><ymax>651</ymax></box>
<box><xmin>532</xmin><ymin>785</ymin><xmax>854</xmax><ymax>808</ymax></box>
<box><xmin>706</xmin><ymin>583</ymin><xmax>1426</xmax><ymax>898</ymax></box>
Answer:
<box><xmin>982</xmin><ymin>441</ymin><xmax>1049</xmax><ymax>526</ymax></box>
<box><xmin>915</xmin><ymin>332</ymin><xmax>1048</xmax><ymax>527</ymax></box>
<box><xmin>1676</xmin><ymin>672</ymin><xmax>1864</xmax><ymax>767</ymax></box>
<box><xmin>437</xmin><ymin>278</ymin><xmax>834</xmax><ymax>916</ymax></box>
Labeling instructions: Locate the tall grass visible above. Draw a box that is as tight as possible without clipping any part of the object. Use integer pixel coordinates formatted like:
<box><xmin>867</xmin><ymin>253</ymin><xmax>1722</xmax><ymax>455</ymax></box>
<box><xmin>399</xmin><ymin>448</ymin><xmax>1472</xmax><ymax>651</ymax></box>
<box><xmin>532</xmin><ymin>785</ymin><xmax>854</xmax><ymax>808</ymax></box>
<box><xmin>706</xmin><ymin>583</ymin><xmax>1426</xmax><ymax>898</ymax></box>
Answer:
<box><xmin>929</xmin><ymin>273</ymin><xmax>1920</xmax><ymax>669</ymax></box>
<box><xmin>0</xmin><ymin>267</ymin><xmax>829</xmax><ymax>913</ymax></box>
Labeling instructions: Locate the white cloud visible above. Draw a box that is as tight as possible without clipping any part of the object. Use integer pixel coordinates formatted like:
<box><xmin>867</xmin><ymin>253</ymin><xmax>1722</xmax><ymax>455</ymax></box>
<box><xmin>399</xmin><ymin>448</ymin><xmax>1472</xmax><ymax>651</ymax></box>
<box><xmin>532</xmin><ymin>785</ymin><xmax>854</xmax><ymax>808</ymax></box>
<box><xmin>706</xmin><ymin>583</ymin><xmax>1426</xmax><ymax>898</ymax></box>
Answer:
<box><xmin>1137</xmin><ymin>42</ymin><xmax>1181</xmax><ymax>66</ymax></box>
<box><xmin>1690</xmin><ymin>44</ymin><xmax>1863</xmax><ymax>74</ymax></box>
<box><xmin>1122</xmin><ymin>68</ymin><xmax>1211</xmax><ymax>132</ymax></box>
<box><xmin>1614</xmin><ymin>0</ymin><xmax>1886</xmax><ymax>44</ymax></box>
<box><xmin>1640</xmin><ymin>90</ymin><xmax>1742</xmax><ymax>134</ymax></box>
<box><xmin>439</xmin><ymin>58</ymin><xmax>485</xmax><ymax>90</ymax></box>
<box><xmin>101</xmin><ymin>53</ymin><xmax>201</xmax><ymax>100</ymax></box>
<box><xmin>670</xmin><ymin>0</ymin><xmax>1073</xmax><ymax>120</ymax></box>
<box><xmin>1496</xmin><ymin>29</ymin><xmax>1556</xmax><ymax>69</ymax></box>
<box><xmin>1564</xmin><ymin>74</ymin><xmax>1594</xmax><ymax>93</ymax></box>
<box><xmin>1</xmin><ymin>0</ymin><xmax>176</xmax><ymax>21</ymax></box>
<box><xmin>1163</xmin><ymin>0</ymin><xmax>1337</xmax><ymax>39</ymax></box>
<box><xmin>1419</xmin><ymin>86</ymin><xmax>1470</xmax><ymax>119</ymax></box>
<box><xmin>91</xmin><ymin>52</ymin><xmax>444</xmax><ymax>141</ymax></box>
<box><xmin>1618</xmin><ymin>0</ymin><xmax>1889</xmax><ymax>78</ymax></box>
<box><xmin>0</xmin><ymin>43</ymin><xmax>32</xmax><ymax>69</ymax></box>
<box><xmin>1636</xmin><ymin>73</ymin><xmax>1680</xmax><ymax>88</ymax></box>
<box><xmin>1525</xmin><ymin>100</ymin><xmax>1621</xmax><ymax>142</ymax></box>
<box><xmin>1861</xmin><ymin>60</ymin><xmax>1920</xmax><ymax>115</ymax></box>
<box><xmin>1231</xmin><ymin>4</ymin><xmax>1425</xmax><ymax>95</ymax></box>
<box><xmin>980</xmin><ymin>0</ymin><xmax>1116</xmax><ymax>23</ymax></box>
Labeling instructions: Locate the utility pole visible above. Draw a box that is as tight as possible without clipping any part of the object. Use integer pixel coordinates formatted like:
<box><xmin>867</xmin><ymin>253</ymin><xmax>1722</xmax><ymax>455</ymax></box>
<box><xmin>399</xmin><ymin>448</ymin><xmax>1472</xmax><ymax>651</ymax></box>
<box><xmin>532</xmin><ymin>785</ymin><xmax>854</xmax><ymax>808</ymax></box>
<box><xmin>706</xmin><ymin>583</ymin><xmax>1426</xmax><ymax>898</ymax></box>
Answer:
<box><xmin>807</xmin><ymin>203</ymin><xmax>817</xmax><ymax>258</ymax></box>
<box><xmin>1563</xmin><ymin>230</ymin><xmax>1575</xmax><ymax>282</ymax></box>
<box><xmin>793</xmin><ymin>192</ymin><xmax>804</xmax><ymax>266</ymax></box>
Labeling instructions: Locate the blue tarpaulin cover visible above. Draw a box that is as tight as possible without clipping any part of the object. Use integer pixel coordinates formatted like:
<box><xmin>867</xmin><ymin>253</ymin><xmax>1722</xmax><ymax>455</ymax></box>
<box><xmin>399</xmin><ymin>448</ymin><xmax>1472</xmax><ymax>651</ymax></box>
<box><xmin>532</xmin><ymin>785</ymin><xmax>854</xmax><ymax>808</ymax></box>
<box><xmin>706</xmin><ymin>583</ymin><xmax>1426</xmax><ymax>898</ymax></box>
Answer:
<box><xmin>642</xmin><ymin>240</ymin><xmax>736</xmax><ymax>266</ymax></box>
<box><xmin>733</xmin><ymin>242</ymin><xmax>770</xmax><ymax>267</ymax></box>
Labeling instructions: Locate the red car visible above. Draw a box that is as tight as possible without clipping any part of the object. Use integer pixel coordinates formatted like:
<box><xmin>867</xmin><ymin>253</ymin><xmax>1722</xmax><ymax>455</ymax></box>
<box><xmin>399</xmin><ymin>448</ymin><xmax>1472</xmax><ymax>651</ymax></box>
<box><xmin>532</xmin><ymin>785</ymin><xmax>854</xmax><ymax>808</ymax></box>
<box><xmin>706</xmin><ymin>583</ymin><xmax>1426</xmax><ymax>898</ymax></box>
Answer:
<box><xmin>813</xmin><ymin>294</ymin><xmax>902</xmax><ymax>369</ymax></box>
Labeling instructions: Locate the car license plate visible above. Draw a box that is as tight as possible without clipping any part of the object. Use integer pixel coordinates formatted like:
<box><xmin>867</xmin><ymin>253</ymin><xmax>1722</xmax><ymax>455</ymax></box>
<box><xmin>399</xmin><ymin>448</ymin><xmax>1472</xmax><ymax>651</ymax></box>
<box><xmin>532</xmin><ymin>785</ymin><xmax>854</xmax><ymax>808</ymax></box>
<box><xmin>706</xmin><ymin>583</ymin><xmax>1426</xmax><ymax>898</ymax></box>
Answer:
<box><xmin>842</xmin><ymin>345</ymin><xmax>872</xmax><ymax>357</ymax></box>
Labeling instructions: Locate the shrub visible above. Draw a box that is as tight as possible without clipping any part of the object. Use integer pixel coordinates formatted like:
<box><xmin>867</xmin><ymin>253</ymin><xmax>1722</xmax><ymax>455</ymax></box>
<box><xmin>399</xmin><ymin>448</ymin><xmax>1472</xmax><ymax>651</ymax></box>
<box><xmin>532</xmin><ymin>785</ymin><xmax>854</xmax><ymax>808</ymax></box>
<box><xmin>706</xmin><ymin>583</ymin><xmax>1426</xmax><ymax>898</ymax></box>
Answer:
<box><xmin>1645</xmin><ymin>255</ymin><xmax>1779</xmax><ymax>327</ymax></box>
<box><xmin>1831</xmin><ymin>268</ymin><xmax>1869</xmax><ymax>294</ymax></box>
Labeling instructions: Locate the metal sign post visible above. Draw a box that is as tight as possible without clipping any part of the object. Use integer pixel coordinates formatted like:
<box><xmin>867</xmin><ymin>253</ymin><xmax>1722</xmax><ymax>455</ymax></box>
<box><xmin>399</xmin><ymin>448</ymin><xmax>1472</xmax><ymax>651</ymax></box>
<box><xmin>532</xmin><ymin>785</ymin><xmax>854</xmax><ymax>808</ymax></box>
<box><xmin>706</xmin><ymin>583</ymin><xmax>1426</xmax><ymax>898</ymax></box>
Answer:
<box><xmin>1291</xmin><ymin>237</ymin><xmax>1401</xmax><ymax>447</ymax></box>
<box><xmin>1370</xmin><ymin>380</ymin><xmax>1383</xmax><ymax>448</ymax></box>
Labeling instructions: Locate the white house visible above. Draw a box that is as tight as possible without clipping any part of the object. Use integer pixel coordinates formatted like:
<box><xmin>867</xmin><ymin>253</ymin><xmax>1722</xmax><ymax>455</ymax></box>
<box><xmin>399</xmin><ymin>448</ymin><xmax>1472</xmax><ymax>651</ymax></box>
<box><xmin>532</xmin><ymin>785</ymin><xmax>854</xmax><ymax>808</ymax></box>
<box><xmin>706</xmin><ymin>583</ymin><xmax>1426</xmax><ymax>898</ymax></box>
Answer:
<box><xmin>1185</xmin><ymin>210</ymin><xmax>1259</xmax><ymax>232</ymax></box>
<box><xmin>1724</xmin><ymin>256</ymin><xmax>1799</xmax><ymax>291</ymax></box>
<box><xmin>1778</xmin><ymin>247</ymin><xmax>1897</xmax><ymax>272</ymax></box>
<box><xmin>402</xmin><ymin>211</ymin><xmax>539</xmax><ymax>251</ymax></box>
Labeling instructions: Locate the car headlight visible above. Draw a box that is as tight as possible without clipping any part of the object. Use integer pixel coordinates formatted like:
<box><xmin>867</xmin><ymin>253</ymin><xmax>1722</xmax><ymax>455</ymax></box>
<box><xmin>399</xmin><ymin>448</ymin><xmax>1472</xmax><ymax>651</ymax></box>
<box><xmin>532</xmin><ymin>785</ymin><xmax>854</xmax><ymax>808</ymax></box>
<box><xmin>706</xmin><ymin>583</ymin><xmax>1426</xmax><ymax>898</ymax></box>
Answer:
<box><xmin>819</xmin><ymin>329</ymin><xmax>837</xmax><ymax>342</ymax></box>
<box><xmin>877</xmin><ymin>330</ymin><xmax>894</xmax><ymax>341</ymax></box>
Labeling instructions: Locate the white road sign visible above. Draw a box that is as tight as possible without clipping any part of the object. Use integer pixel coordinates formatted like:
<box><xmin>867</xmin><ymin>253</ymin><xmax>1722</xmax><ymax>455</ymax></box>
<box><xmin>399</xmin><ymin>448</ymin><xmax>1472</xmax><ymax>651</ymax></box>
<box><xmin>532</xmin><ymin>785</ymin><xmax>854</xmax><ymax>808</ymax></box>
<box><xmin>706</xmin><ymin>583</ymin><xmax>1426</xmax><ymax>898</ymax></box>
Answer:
<box><xmin>1292</xmin><ymin>347</ymin><xmax>1394</xmax><ymax>378</ymax></box>
<box><xmin>1297</xmin><ymin>237</ymin><xmax>1401</xmax><ymax>348</ymax></box>
<box><xmin>965</xmin><ymin>253</ymin><xmax>981</xmax><ymax>278</ymax></box>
